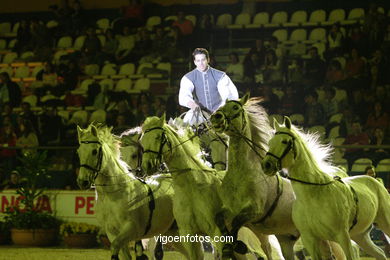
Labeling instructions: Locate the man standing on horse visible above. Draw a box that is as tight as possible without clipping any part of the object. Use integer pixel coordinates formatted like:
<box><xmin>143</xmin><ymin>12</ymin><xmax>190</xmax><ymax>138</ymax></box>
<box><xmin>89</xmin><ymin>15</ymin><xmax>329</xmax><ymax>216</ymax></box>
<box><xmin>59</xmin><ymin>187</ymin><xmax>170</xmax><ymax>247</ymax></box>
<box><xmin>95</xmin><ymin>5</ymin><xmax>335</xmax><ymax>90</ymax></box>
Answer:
<box><xmin>179</xmin><ymin>48</ymin><xmax>239</xmax><ymax>125</ymax></box>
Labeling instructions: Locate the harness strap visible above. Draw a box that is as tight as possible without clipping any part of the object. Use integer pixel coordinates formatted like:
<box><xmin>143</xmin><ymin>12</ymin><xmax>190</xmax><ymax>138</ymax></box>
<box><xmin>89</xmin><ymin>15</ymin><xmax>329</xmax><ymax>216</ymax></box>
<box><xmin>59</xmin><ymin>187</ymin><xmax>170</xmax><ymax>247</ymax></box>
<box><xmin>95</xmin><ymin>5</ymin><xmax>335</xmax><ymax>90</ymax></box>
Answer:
<box><xmin>212</xmin><ymin>161</ymin><xmax>227</xmax><ymax>168</ymax></box>
<box><xmin>349</xmin><ymin>185</ymin><xmax>359</xmax><ymax>231</ymax></box>
<box><xmin>137</xmin><ymin>178</ymin><xmax>156</xmax><ymax>236</ymax></box>
<box><xmin>253</xmin><ymin>174</ymin><xmax>283</xmax><ymax>224</ymax></box>
<box><xmin>286</xmin><ymin>175</ymin><xmax>340</xmax><ymax>186</ymax></box>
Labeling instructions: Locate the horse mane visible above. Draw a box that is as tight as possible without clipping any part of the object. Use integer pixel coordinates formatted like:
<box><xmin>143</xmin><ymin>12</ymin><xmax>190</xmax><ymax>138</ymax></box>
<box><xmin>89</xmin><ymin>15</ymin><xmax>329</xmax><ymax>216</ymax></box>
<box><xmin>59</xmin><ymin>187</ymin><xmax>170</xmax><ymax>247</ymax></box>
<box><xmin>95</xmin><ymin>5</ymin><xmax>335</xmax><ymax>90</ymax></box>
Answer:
<box><xmin>288</xmin><ymin>124</ymin><xmax>341</xmax><ymax>176</ymax></box>
<box><xmin>92</xmin><ymin>124</ymin><xmax>137</xmax><ymax>180</ymax></box>
<box><xmin>119</xmin><ymin>126</ymin><xmax>142</xmax><ymax>147</ymax></box>
<box><xmin>243</xmin><ymin>98</ymin><xmax>273</xmax><ymax>158</ymax></box>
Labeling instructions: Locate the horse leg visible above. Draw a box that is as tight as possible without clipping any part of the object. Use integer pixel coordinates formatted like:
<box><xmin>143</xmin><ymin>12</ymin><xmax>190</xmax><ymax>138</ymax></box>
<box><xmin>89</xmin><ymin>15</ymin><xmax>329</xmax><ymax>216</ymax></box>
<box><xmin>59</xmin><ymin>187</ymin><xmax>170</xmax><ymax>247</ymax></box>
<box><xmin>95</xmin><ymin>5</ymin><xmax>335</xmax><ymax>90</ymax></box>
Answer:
<box><xmin>119</xmin><ymin>243</ymin><xmax>132</xmax><ymax>260</ymax></box>
<box><xmin>333</xmin><ymin>231</ymin><xmax>357</xmax><ymax>260</ymax></box>
<box><xmin>352</xmin><ymin>231</ymin><xmax>387</xmax><ymax>260</ymax></box>
<box><xmin>299</xmin><ymin>234</ymin><xmax>322</xmax><ymax>260</ymax></box>
<box><xmin>275</xmin><ymin>234</ymin><xmax>296</xmax><ymax>260</ymax></box>
<box><xmin>110</xmin><ymin>222</ymin><xmax>136</xmax><ymax>260</ymax></box>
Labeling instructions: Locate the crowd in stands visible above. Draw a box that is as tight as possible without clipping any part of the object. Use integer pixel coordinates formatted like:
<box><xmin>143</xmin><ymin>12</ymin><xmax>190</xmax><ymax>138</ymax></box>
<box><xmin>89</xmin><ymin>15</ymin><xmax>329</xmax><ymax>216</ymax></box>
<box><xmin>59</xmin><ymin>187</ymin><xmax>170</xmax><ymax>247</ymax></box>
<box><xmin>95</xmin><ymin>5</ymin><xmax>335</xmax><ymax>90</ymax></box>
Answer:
<box><xmin>0</xmin><ymin>1</ymin><xmax>390</xmax><ymax>188</ymax></box>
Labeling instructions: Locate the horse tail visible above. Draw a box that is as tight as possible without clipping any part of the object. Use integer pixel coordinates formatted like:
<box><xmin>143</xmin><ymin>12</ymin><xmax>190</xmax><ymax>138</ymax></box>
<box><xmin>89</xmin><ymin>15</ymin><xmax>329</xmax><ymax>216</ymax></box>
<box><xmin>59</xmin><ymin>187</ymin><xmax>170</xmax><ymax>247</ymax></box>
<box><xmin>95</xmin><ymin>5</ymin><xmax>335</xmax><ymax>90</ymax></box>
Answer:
<box><xmin>373</xmin><ymin>179</ymin><xmax>390</xmax><ymax>238</ymax></box>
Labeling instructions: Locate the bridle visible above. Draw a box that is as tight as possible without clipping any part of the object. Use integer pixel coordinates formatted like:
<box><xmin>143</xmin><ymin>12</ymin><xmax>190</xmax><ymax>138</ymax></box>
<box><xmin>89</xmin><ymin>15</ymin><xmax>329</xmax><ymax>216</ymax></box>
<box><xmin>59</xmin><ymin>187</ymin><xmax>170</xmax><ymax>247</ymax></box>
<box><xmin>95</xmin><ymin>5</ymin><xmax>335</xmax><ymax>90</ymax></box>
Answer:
<box><xmin>79</xmin><ymin>140</ymin><xmax>103</xmax><ymax>183</ymax></box>
<box><xmin>214</xmin><ymin>100</ymin><xmax>266</xmax><ymax>159</ymax></box>
<box><xmin>265</xmin><ymin>131</ymin><xmax>297</xmax><ymax>171</ymax></box>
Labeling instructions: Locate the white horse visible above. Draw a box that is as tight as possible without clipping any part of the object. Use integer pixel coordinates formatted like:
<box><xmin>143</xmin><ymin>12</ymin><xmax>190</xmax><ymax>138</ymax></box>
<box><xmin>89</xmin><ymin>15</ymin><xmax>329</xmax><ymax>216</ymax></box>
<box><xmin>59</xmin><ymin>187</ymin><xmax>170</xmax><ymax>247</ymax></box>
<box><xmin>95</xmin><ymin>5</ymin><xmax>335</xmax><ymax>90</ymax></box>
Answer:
<box><xmin>210</xmin><ymin>95</ymin><xmax>357</xmax><ymax>260</ymax></box>
<box><xmin>262</xmin><ymin>116</ymin><xmax>390</xmax><ymax>260</ymax></box>
<box><xmin>77</xmin><ymin>124</ymin><xmax>192</xmax><ymax>259</ymax></box>
<box><xmin>140</xmin><ymin>115</ymin><xmax>283</xmax><ymax>259</ymax></box>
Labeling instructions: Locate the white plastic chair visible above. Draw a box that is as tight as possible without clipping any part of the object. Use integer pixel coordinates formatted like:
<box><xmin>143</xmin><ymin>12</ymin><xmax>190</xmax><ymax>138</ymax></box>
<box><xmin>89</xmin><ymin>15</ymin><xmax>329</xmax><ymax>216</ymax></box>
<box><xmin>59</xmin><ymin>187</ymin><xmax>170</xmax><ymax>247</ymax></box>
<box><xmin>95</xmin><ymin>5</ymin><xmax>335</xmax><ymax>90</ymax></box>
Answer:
<box><xmin>145</xmin><ymin>16</ymin><xmax>162</xmax><ymax>30</ymax></box>
<box><xmin>101</xmin><ymin>63</ymin><xmax>117</xmax><ymax>76</ymax></box>
<box><xmin>216</xmin><ymin>13</ymin><xmax>233</xmax><ymax>28</ymax></box>
<box><xmin>119</xmin><ymin>63</ymin><xmax>136</xmax><ymax>75</ymax></box>
<box><xmin>264</xmin><ymin>11</ymin><xmax>287</xmax><ymax>27</ymax></box>
<box><xmin>329</xmin><ymin>113</ymin><xmax>343</xmax><ymax>124</ymax></box>
<box><xmin>115</xmin><ymin>78</ymin><xmax>133</xmax><ymax>93</ymax></box>
<box><xmin>14</xmin><ymin>66</ymin><xmax>30</xmax><ymax>78</ymax></box>
<box><xmin>2</xmin><ymin>52</ymin><xmax>18</xmax><ymax>64</ymax></box>
<box><xmin>351</xmin><ymin>158</ymin><xmax>373</xmax><ymax>173</ymax></box>
<box><xmin>322</xmin><ymin>9</ymin><xmax>346</xmax><ymax>26</ymax></box>
<box><xmin>185</xmin><ymin>15</ymin><xmax>197</xmax><ymax>26</ymax></box>
<box><xmin>57</xmin><ymin>36</ymin><xmax>73</xmax><ymax>49</ymax></box>
<box><xmin>284</xmin><ymin>10</ymin><xmax>307</xmax><ymax>27</ymax></box>
<box><xmin>99</xmin><ymin>78</ymin><xmax>115</xmax><ymax>91</ymax></box>
<box><xmin>289</xmin><ymin>114</ymin><xmax>305</xmax><ymax>125</ymax></box>
<box><xmin>0</xmin><ymin>22</ymin><xmax>11</xmax><ymax>34</ymax></box>
<box><xmin>96</xmin><ymin>18</ymin><xmax>110</xmax><ymax>32</ymax></box>
<box><xmin>272</xmin><ymin>29</ymin><xmax>288</xmax><ymax>43</ymax></box>
<box><xmin>84</xmin><ymin>64</ymin><xmax>100</xmax><ymax>76</ymax></box>
<box><xmin>246</xmin><ymin>12</ymin><xmax>269</xmax><ymax>28</ymax></box>
<box><xmin>0</xmin><ymin>39</ymin><xmax>7</xmax><ymax>50</ymax></box>
<box><xmin>341</xmin><ymin>8</ymin><xmax>365</xmax><ymax>25</ymax></box>
<box><xmin>308</xmin><ymin>125</ymin><xmax>326</xmax><ymax>139</ymax></box>
<box><xmin>73</xmin><ymin>35</ymin><xmax>86</xmax><ymax>51</ymax></box>
<box><xmin>376</xmin><ymin>159</ymin><xmax>390</xmax><ymax>173</ymax></box>
<box><xmin>89</xmin><ymin>109</ymin><xmax>107</xmax><ymax>124</ymax></box>
<box><xmin>227</xmin><ymin>13</ymin><xmax>251</xmax><ymax>29</ymax></box>
<box><xmin>285</xmin><ymin>29</ymin><xmax>307</xmax><ymax>45</ymax></box>
<box><xmin>134</xmin><ymin>78</ymin><xmax>150</xmax><ymax>92</ymax></box>
<box><xmin>304</xmin><ymin>28</ymin><xmax>326</xmax><ymax>44</ymax></box>
<box><xmin>303</xmin><ymin>9</ymin><xmax>326</xmax><ymax>26</ymax></box>
<box><xmin>136</xmin><ymin>62</ymin><xmax>153</xmax><ymax>75</ymax></box>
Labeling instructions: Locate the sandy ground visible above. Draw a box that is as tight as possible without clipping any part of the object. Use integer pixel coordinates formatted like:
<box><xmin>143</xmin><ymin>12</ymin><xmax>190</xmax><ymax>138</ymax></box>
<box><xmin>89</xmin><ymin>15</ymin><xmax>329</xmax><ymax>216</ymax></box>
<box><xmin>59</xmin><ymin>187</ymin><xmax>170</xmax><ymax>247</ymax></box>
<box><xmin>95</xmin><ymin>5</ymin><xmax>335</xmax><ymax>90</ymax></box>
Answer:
<box><xmin>0</xmin><ymin>246</ymin><xmax>387</xmax><ymax>260</ymax></box>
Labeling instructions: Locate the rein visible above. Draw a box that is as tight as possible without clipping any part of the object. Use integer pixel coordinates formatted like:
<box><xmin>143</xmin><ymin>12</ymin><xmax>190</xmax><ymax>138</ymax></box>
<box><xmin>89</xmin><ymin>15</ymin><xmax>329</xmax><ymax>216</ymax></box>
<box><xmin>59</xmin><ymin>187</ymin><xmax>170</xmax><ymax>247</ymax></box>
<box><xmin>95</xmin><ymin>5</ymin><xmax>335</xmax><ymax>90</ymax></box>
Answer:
<box><xmin>79</xmin><ymin>140</ymin><xmax>103</xmax><ymax>183</ymax></box>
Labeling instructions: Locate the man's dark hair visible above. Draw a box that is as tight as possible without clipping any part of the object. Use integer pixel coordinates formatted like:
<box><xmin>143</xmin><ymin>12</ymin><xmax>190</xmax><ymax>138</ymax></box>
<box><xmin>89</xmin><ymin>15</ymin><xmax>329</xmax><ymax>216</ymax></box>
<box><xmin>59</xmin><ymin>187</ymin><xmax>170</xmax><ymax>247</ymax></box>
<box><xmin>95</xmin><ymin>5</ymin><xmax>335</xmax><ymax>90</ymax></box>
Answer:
<box><xmin>192</xmin><ymin>48</ymin><xmax>209</xmax><ymax>61</ymax></box>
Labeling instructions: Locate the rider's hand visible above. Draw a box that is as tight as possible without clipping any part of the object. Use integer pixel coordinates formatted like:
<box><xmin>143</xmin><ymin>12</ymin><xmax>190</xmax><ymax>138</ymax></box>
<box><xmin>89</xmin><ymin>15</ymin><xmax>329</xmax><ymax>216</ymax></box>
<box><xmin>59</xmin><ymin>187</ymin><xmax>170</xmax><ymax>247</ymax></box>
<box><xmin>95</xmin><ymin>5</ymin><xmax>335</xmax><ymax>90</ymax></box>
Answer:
<box><xmin>188</xmin><ymin>101</ymin><xmax>199</xmax><ymax>110</ymax></box>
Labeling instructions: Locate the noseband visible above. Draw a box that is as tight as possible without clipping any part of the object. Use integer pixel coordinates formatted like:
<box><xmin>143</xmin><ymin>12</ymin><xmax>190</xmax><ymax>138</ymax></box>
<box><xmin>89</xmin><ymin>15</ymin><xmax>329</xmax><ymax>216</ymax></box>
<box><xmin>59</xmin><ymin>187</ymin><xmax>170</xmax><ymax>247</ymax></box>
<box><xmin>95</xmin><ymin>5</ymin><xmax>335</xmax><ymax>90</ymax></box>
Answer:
<box><xmin>265</xmin><ymin>132</ymin><xmax>296</xmax><ymax>171</ymax></box>
<box><xmin>79</xmin><ymin>140</ymin><xmax>103</xmax><ymax>183</ymax></box>
<box><xmin>218</xmin><ymin>100</ymin><xmax>247</xmax><ymax>132</ymax></box>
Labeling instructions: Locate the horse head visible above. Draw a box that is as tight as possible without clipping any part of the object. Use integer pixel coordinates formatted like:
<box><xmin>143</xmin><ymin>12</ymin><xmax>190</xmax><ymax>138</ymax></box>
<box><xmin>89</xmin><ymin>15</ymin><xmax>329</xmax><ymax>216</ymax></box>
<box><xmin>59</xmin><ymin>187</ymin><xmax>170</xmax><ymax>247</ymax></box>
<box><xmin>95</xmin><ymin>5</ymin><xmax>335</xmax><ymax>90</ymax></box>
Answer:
<box><xmin>77</xmin><ymin>124</ymin><xmax>103</xmax><ymax>189</ymax></box>
<box><xmin>210</xmin><ymin>94</ymin><xmax>250</xmax><ymax>134</ymax></box>
<box><xmin>262</xmin><ymin>116</ymin><xmax>297</xmax><ymax>176</ymax></box>
<box><xmin>140</xmin><ymin>114</ymin><xmax>168</xmax><ymax>175</ymax></box>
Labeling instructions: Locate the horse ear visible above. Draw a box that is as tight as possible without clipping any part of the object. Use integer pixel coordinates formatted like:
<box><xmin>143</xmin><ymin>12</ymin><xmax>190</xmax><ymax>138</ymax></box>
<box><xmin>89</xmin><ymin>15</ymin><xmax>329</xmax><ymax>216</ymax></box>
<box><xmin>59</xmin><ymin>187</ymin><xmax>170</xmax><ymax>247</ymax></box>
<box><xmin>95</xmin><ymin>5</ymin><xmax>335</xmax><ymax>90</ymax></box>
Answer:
<box><xmin>284</xmin><ymin>116</ymin><xmax>292</xmax><ymax>129</ymax></box>
<box><xmin>273</xmin><ymin>118</ymin><xmax>280</xmax><ymax>131</ymax></box>
<box><xmin>159</xmin><ymin>113</ymin><xmax>166</xmax><ymax>125</ymax></box>
<box><xmin>240</xmin><ymin>93</ymin><xmax>250</xmax><ymax>105</ymax></box>
<box><xmin>91</xmin><ymin>125</ymin><xmax>98</xmax><ymax>137</ymax></box>
<box><xmin>77</xmin><ymin>125</ymin><xmax>83</xmax><ymax>143</ymax></box>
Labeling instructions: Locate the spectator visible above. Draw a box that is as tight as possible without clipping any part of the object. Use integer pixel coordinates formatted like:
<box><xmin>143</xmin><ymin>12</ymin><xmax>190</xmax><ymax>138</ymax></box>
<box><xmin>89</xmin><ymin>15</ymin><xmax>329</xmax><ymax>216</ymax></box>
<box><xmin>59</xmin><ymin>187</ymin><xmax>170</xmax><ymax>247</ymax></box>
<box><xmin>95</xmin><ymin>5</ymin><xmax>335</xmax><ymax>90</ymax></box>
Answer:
<box><xmin>130</xmin><ymin>28</ymin><xmax>153</xmax><ymax>62</ymax></box>
<box><xmin>321</xmin><ymin>87</ymin><xmax>339</xmax><ymax>121</ymax></box>
<box><xmin>172</xmin><ymin>11</ymin><xmax>194</xmax><ymax>53</ymax></box>
<box><xmin>120</xmin><ymin>0</ymin><xmax>145</xmax><ymax>30</ymax></box>
<box><xmin>256</xmin><ymin>84</ymin><xmax>279</xmax><ymax>115</ymax></box>
<box><xmin>16</xmin><ymin>119</ymin><xmax>39</xmax><ymax>156</ymax></box>
<box><xmin>116</xmin><ymin>26</ymin><xmax>136</xmax><ymax>64</ymax></box>
<box><xmin>0</xmin><ymin>123</ymin><xmax>17</xmax><ymax>176</ymax></box>
<box><xmin>261</xmin><ymin>49</ymin><xmax>283</xmax><ymax>84</ymax></box>
<box><xmin>303</xmin><ymin>47</ymin><xmax>326</xmax><ymax>88</ymax></box>
<box><xmin>268</xmin><ymin>36</ymin><xmax>284</xmax><ymax>60</ymax></box>
<box><xmin>364</xmin><ymin>165</ymin><xmax>384</xmax><ymax>185</ymax></box>
<box><xmin>3</xmin><ymin>171</ymin><xmax>22</xmax><ymax>189</ymax></box>
<box><xmin>363</xmin><ymin>3</ymin><xmax>387</xmax><ymax>50</ymax></box>
<box><xmin>19</xmin><ymin>102</ymin><xmax>38</xmax><ymax>131</ymax></box>
<box><xmin>29</xmin><ymin>19</ymin><xmax>52</xmax><ymax>61</ymax></box>
<box><xmin>35</xmin><ymin>62</ymin><xmax>59</xmax><ymax>93</ymax></box>
<box><xmin>247</xmin><ymin>39</ymin><xmax>267</xmax><ymax>67</ymax></box>
<box><xmin>70</xmin><ymin>0</ymin><xmax>86</xmax><ymax>36</ymax></box>
<box><xmin>243</xmin><ymin>52</ymin><xmax>262</xmax><ymax>85</ymax></box>
<box><xmin>369</xmin><ymin>128</ymin><xmax>390</xmax><ymax>166</ymax></box>
<box><xmin>325</xmin><ymin>23</ymin><xmax>344</xmax><ymax>61</ymax></box>
<box><xmin>134</xmin><ymin>103</ymin><xmax>152</xmax><ymax>125</ymax></box>
<box><xmin>151</xmin><ymin>97</ymin><xmax>167</xmax><ymax>117</ymax></box>
<box><xmin>112</xmin><ymin>114</ymin><xmax>133</xmax><ymax>135</ymax></box>
<box><xmin>0</xmin><ymin>72</ymin><xmax>22</xmax><ymax>108</ymax></box>
<box><xmin>345</xmin><ymin>48</ymin><xmax>366</xmax><ymax>79</ymax></box>
<box><xmin>287</xmin><ymin>59</ymin><xmax>304</xmax><ymax>84</ymax></box>
<box><xmin>365</xmin><ymin>101</ymin><xmax>389</xmax><ymax>136</ymax></box>
<box><xmin>325</xmin><ymin>60</ymin><xmax>344</xmax><ymax>84</ymax></box>
<box><xmin>81</xmin><ymin>27</ymin><xmax>102</xmax><ymax>65</ymax></box>
<box><xmin>343</xmin><ymin>120</ymin><xmax>370</xmax><ymax>168</ymax></box>
<box><xmin>225</xmin><ymin>52</ymin><xmax>244</xmax><ymax>91</ymax></box>
<box><xmin>38</xmin><ymin>106</ymin><xmax>64</xmax><ymax>145</ymax></box>
<box><xmin>346</xmin><ymin>24</ymin><xmax>367</xmax><ymax>57</ymax></box>
<box><xmin>339</xmin><ymin>106</ymin><xmax>361</xmax><ymax>137</ymax></box>
<box><xmin>368</xmin><ymin>49</ymin><xmax>388</xmax><ymax>88</ymax></box>
<box><xmin>0</xmin><ymin>102</ymin><xmax>18</xmax><ymax>129</ymax></box>
<box><xmin>278</xmin><ymin>85</ymin><xmax>302</xmax><ymax>115</ymax></box>
<box><xmin>303</xmin><ymin>91</ymin><xmax>325</xmax><ymax>127</ymax></box>
<box><xmin>102</xmin><ymin>29</ymin><xmax>119</xmax><ymax>62</ymax></box>
<box><xmin>13</xmin><ymin>20</ymin><xmax>31</xmax><ymax>54</ymax></box>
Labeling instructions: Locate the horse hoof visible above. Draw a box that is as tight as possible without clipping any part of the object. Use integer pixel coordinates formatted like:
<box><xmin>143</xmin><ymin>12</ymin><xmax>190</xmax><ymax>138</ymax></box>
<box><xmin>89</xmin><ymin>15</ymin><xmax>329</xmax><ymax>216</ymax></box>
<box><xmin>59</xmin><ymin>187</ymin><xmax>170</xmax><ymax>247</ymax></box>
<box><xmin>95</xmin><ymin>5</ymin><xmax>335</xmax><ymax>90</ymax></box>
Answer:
<box><xmin>111</xmin><ymin>255</ymin><xmax>119</xmax><ymax>260</ymax></box>
<box><xmin>233</xmin><ymin>240</ymin><xmax>248</xmax><ymax>254</ymax></box>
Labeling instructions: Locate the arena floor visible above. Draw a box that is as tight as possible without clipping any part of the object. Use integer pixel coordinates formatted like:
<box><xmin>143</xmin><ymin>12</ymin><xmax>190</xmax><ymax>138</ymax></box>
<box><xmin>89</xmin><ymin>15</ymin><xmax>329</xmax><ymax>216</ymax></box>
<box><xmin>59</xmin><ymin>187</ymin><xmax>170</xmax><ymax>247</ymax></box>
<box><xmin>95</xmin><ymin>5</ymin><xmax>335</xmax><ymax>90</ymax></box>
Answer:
<box><xmin>0</xmin><ymin>246</ymin><xmax>387</xmax><ymax>260</ymax></box>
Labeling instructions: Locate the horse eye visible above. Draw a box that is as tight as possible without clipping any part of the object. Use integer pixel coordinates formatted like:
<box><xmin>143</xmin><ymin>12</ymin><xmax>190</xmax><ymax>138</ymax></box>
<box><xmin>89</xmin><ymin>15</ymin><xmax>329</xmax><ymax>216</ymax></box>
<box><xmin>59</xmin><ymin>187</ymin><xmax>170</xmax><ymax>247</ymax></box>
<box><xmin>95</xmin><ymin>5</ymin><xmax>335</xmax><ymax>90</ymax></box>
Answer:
<box><xmin>131</xmin><ymin>154</ymin><xmax>138</xmax><ymax>159</ymax></box>
<box><xmin>92</xmin><ymin>149</ymin><xmax>97</xmax><ymax>155</ymax></box>
<box><xmin>282</xmin><ymin>140</ymin><xmax>288</xmax><ymax>144</ymax></box>
<box><xmin>233</xmin><ymin>105</ymin><xmax>239</xmax><ymax>110</ymax></box>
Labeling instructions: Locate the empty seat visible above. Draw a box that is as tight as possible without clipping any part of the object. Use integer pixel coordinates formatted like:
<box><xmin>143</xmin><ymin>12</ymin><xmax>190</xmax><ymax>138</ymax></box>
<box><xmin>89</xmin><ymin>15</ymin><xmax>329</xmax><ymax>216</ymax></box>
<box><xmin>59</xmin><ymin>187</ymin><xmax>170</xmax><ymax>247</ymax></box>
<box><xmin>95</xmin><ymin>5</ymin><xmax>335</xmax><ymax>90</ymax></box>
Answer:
<box><xmin>272</xmin><ymin>29</ymin><xmax>288</xmax><ymax>42</ymax></box>
<box><xmin>14</xmin><ymin>66</ymin><xmax>30</xmax><ymax>78</ymax></box>
<box><xmin>328</xmin><ymin>125</ymin><xmax>341</xmax><ymax>140</ymax></box>
<box><xmin>329</xmin><ymin>113</ymin><xmax>343</xmax><ymax>124</ymax></box>
<box><xmin>334</xmin><ymin>158</ymin><xmax>349</xmax><ymax>172</ymax></box>
<box><xmin>119</xmin><ymin>63</ymin><xmax>136</xmax><ymax>75</ymax></box>
<box><xmin>20</xmin><ymin>51</ymin><xmax>34</xmax><ymax>60</ymax></box>
<box><xmin>341</xmin><ymin>8</ymin><xmax>365</xmax><ymax>25</ymax></box>
<box><xmin>216</xmin><ymin>13</ymin><xmax>233</xmax><ymax>28</ymax></box>
<box><xmin>79</xmin><ymin>79</ymin><xmax>95</xmax><ymax>93</ymax></box>
<box><xmin>246</xmin><ymin>12</ymin><xmax>269</xmax><ymax>28</ymax></box>
<box><xmin>101</xmin><ymin>63</ymin><xmax>117</xmax><ymax>76</ymax></box>
<box><xmin>308</xmin><ymin>125</ymin><xmax>326</xmax><ymax>138</ymax></box>
<box><xmin>115</xmin><ymin>78</ymin><xmax>133</xmax><ymax>93</ymax></box>
<box><xmin>7</xmin><ymin>39</ymin><xmax>17</xmax><ymax>49</ymax></box>
<box><xmin>136</xmin><ymin>62</ymin><xmax>154</xmax><ymax>74</ymax></box>
<box><xmin>156</xmin><ymin>62</ymin><xmax>171</xmax><ymax>74</ymax></box>
<box><xmin>145</xmin><ymin>16</ymin><xmax>162</xmax><ymax>30</ymax></box>
<box><xmin>22</xmin><ymin>95</ymin><xmax>38</xmax><ymax>107</ymax></box>
<box><xmin>264</xmin><ymin>11</ymin><xmax>288</xmax><ymax>27</ymax></box>
<box><xmin>334</xmin><ymin>88</ymin><xmax>347</xmax><ymax>103</ymax></box>
<box><xmin>322</xmin><ymin>9</ymin><xmax>346</xmax><ymax>26</ymax></box>
<box><xmin>351</xmin><ymin>158</ymin><xmax>373</xmax><ymax>173</ymax></box>
<box><xmin>285</xmin><ymin>29</ymin><xmax>307</xmax><ymax>44</ymax></box>
<box><xmin>69</xmin><ymin>110</ymin><xmax>89</xmax><ymax>126</ymax></box>
<box><xmin>84</xmin><ymin>64</ymin><xmax>100</xmax><ymax>76</ymax></box>
<box><xmin>0</xmin><ymin>39</ymin><xmax>7</xmax><ymax>50</ymax></box>
<box><xmin>53</xmin><ymin>50</ymin><xmax>69</xmax><ymax>63</ymax></box>
<box><xmin>57</xmin><ymin>36</ymin><xmax>73</xmax><ymax>49</ymax></box>
<box><xmin>269</xmin><ymin>114</ymin><xmax>283</xmax><ymax>124</ymax></box>
<box><xmin>304</xmin><ymin>28</ymin><xmax>326</xmax><ymax>44</ymax></box>
<box><xmin>284</xmin><ymin>10</ymin><xmax>307</xmax><ymax>27</ymax></box>
<box><xmin>2</xmin><ymin>52</ymin><xmax>18</xmax><ymax>64</ymax></box>
<box><xmin>0</xmin><ymin>66</ymin><xmax>13</xmax><ymax>76</ymax></box>
<box><xmin>32</xmin><ymin>65</ymin><xmax>45</xmax><ymax>77</ymax></box>
<box><xmin>98</xmin><ymin>35</ymin><xmax>106</xmax><ymax>46</ymax></box>
<box><xmin>0</xmin><ymin>22</ymin><xmax>11</xmax><ymax>34</ymax></box>
<box><xmin>89</xmin><ymin>109</ymin><xmax>106</xmax><ymax>124</ymax></box>
<box><xmin>46</xmin><ymin>20</ymin><xmax>59</xmax><ymax>28</ymax></box>
<box><xmin>227</xmin><ymin>13</ymin><xmax>251</xmax><ymax>29</ymax></box>
<box><xmin>303</xmin><ymin>9</ymin><xmax>326</xmax><ymax>26</ymax></box>
<box><xmin>376</xmin><ymin>159</ymin><xmax>390</xmax><ymax>173</ymax></box>
<box><xmin>96</xmin><ymin>18</ymin><xmax>110</xmax><ymax>32</ymax></box>
<box><xmin>73</xmin><ymin>35</ymin><xmax>86</xmax><ymax>51</ymax></box>
<box><xmin>99</xmin><ymin>78</ymin><xmax>115</xmax><ymax>91</ymax></box>
<box><xmin>134</xmin><ymin>78</ymin><xmax>150</xmax><ymax>92</ymax></box>
<box><xmin>289</xmin><ymin>114</ymin><xmax>305</xmax><ymax>125</ymax></box>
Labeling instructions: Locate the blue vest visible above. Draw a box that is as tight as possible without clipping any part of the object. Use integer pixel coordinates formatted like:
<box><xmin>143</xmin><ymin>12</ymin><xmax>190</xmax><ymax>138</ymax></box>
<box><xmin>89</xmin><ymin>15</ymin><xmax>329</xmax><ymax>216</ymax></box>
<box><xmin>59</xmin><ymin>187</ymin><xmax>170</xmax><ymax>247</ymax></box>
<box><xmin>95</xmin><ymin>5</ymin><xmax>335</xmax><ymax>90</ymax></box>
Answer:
<box><xmin>184</xmin><ymin>67</ymin><xmax>225</xmax><ymax>112</ymax></box>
